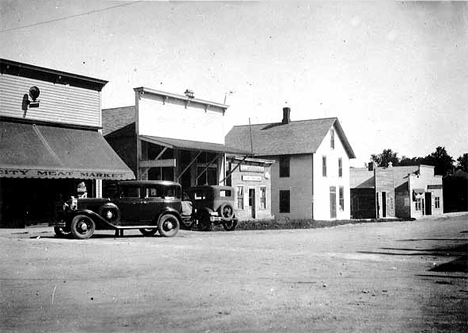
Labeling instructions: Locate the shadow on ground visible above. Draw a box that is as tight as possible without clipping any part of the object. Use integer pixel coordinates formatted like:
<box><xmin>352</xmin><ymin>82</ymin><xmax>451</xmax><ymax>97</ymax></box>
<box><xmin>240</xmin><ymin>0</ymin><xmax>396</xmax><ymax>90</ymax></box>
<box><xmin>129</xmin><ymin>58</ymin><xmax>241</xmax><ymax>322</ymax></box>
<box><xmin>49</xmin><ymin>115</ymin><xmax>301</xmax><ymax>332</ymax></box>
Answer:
<box><xmin>357</xmin><ymin>232</ymin><xmax>468</xmax><ymax>273</ymax></box>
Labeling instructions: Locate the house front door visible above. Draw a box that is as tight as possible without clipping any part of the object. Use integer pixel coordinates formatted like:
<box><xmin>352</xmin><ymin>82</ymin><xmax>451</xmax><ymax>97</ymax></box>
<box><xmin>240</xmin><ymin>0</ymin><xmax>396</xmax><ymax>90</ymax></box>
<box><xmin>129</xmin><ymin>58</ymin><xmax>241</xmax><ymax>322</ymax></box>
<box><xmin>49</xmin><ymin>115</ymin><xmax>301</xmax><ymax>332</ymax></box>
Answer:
<box><xmin>248</xmin><ymin>188</ymin><xmax>256</xmax><ymax>219</ymax></box>
<box><xmin>382</xmin><ymin>192</ymin><xmax>387</xmax><ymax>218</ymax></box>
<box><xmin>330</xmin><ymin>186</ymin><xmax>337</xmax><ymax>219</ymax></box>
<box><xmin>425</xmin><ymin>192</ymin><xmax>432</xmax><ymax>215</ymax></box>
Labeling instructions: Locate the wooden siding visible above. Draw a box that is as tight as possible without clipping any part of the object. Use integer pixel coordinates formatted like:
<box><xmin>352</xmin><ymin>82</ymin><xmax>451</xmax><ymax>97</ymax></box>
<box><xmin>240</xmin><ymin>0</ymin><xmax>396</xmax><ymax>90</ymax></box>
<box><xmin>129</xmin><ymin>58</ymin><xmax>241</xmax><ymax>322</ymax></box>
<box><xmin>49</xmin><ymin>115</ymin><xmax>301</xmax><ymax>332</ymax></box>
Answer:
<box><xmin>137</xmin><ymin>92</ymin><xmax>225</xmax><ymax>144</ymax></box>
<box><xmin>0</xmin><ymin>74</ymin><xmax>101</xmax><ymax>127</ymax></box>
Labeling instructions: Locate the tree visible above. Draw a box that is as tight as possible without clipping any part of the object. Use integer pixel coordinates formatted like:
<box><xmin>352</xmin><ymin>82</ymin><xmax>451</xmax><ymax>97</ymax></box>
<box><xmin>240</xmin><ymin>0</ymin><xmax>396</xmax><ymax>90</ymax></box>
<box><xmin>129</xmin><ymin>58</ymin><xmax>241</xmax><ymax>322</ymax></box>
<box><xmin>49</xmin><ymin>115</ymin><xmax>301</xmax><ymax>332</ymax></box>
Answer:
<box><xmin>457</xmin><ymin>153</ymin><xmax>468</xmax><ymax>172</ymax></box>
<box><xmin>424</xmin><ymin>146</ymin><xmax>454</xmax><ymax>176</ymax></box>
<box><xmin>370</xmin><ymin>149</ymin><xmax>400</xmax><ymax>167</ymax></box>
<box><xmin>399</xmin><ymin>156</ymin><xmax>425</xmax><ymax>166</ymax></box>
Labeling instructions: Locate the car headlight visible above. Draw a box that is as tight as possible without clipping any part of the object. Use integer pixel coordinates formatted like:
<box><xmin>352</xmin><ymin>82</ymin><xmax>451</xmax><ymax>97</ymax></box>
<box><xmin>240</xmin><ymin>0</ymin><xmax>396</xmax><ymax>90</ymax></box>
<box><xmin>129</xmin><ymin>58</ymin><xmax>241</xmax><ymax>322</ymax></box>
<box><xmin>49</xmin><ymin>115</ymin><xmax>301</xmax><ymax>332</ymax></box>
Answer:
<box><xmin>105</xmin><ymin>210</ymin><xmax>113</xmax><ymax>220</ymax></box>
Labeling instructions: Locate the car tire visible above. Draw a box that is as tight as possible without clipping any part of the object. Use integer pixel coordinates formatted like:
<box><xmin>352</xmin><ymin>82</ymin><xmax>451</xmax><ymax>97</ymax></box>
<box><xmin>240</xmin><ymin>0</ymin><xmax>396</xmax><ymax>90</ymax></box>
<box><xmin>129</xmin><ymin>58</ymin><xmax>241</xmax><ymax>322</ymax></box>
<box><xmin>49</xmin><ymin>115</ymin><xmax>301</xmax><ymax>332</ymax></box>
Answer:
<box><xmin>139</xmin><ymin>228</ymin><xmax>157</xmax><ymax>236</ymax></box>
<box><xmin>54</xmin><ymin>227</ymin><xmax>72</xmax><ymax>238</ymax></box>
<box><xmin>219</xmin><ymin>203</ymin><xmax>234</xmax><ymax>221</ymax></box>
<box><xmin>197</xmin><ymin>209</ymin><xmax>212</xmax><ymax>231</ymax></box>
<box><xmin>70</xmin><ymin>214</ymin><xmax>95</xmax><ymax>239</ymax></box>
<box><xmin>180</xmin><ymin>217</ymin><xmax>195</xmax><ymax>230</ymax></box>
<box><xmin>222</xmin><ymin>219</ymin><xmax>237</xmax><ymax>231</ymax></box>
<box><xmin>157</xmin><ymin>214</ymin><xmax>180</xmax><ymax>237</ymax></box>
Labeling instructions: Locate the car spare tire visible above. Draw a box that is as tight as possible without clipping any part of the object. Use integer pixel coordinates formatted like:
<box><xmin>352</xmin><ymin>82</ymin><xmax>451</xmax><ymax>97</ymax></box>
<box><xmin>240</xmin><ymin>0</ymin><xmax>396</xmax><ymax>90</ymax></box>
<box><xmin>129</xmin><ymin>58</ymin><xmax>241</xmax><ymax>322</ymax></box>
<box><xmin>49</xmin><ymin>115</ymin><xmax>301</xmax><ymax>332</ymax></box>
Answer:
<box><xmin>219</xmin><ymin>203</ymin><xmax>234</xmax><ymax>221</ymax></box>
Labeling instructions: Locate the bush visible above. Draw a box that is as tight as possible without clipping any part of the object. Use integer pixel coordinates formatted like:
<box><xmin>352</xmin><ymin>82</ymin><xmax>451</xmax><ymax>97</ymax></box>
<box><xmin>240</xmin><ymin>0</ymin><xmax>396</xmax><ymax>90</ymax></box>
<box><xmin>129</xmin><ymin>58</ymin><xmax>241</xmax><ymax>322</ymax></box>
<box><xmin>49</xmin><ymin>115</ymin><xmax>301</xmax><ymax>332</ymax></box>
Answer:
<box><xmin>235</xmin><ymin>217</ymin><xmax>407</xmax><ymax>231</ymax></box>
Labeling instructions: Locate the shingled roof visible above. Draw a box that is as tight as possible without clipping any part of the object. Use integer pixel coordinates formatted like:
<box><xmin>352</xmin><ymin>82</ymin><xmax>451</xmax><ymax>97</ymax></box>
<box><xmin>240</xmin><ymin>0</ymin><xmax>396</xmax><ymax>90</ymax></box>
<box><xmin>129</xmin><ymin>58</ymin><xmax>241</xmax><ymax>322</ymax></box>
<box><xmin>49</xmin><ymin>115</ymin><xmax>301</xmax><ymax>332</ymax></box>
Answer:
<box><xmin>102</xmin><ymin>106</ymin><xmax>136</xmax><ymax>136</ymax></box>
<box><xmin>226</xmin><ymin>117</ymin><xmax>355</xmax><ymax>158</ymax></box>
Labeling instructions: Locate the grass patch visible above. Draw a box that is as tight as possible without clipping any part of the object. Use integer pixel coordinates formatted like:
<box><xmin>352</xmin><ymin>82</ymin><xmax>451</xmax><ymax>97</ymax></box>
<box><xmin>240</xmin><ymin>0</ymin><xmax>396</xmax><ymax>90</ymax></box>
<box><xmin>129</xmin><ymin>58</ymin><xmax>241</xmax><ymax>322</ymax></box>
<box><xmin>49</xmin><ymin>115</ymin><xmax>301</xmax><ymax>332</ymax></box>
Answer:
<box><xmin>234</xmin><ymin>217</ymin><xmax>409</xmax><ymax>231</ymax></box>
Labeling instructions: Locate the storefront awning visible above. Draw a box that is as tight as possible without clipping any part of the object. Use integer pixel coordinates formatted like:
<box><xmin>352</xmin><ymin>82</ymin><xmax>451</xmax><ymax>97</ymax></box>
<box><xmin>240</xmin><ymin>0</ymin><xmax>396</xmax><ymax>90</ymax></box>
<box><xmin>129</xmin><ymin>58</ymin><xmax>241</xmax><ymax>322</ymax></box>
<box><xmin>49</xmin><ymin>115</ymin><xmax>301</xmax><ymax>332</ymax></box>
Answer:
<box><xmin>0</xmin><ymin>121</ymin><xmax>135</xmax><ymax>180</ymax></box>
<box><xmin>140</xmin><ymin>135</ymin><xmax>249</xmax><ymax>155</ymax></box>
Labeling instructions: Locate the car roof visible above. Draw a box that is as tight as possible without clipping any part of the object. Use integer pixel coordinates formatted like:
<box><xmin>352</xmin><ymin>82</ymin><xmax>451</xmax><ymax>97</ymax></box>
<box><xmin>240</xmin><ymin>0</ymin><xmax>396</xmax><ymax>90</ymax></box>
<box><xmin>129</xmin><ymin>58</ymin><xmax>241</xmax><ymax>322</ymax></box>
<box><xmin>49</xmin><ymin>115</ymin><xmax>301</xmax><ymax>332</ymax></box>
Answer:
<box><xmin>118</xmin><ymin>180</ymin><xmax>181</xmax><ymax>187</ymax></box>
<box><xmin>186</xmin><ymin>185</ymin><xmax>234</xmax><ymax>191</ymax></box>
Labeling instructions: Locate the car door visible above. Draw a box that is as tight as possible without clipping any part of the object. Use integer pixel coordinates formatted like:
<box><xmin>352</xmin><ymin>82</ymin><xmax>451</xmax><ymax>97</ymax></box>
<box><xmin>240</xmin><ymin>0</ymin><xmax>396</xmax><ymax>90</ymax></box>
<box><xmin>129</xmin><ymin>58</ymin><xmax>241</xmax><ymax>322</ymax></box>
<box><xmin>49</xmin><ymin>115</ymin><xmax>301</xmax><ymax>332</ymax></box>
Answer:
<box><xmin>116</xmin><ymin>185</ymin><xmax>143</xmax><ymax>225</ymax></box>
<box><xmin>139</xmin><ymin>185</ymin><xmax>164</xmax><ymax>225</ymax></box>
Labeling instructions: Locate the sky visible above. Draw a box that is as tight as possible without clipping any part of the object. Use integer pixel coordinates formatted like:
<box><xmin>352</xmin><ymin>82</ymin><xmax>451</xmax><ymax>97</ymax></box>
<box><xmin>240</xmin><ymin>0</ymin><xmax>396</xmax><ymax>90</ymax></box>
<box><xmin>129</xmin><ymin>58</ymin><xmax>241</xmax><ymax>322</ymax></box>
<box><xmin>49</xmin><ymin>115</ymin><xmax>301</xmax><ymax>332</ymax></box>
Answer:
<box><xmin>1</xmin><ymin>0</ymin><xmax>467</xmax><ymax>167</ymax></box>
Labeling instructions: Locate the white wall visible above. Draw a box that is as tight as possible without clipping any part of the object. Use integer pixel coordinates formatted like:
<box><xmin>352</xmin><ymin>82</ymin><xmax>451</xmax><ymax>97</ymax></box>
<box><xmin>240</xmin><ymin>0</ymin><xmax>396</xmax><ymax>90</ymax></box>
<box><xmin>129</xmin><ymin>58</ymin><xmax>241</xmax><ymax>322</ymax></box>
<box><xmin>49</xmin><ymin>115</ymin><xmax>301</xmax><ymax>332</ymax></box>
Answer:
<box><xmin>314</xmin><ymin>126</ymin><xmax>351</xmax><ymax>220</ymax></box>
<box><xmin>0</xmin><ymin>74</ymin><xmax>101</xmax><ymax>127</ymax></box>
<box><xmin>137</xmin><ymin>93</ymin><xmax>225</xmax><ymax>144</ymax></box>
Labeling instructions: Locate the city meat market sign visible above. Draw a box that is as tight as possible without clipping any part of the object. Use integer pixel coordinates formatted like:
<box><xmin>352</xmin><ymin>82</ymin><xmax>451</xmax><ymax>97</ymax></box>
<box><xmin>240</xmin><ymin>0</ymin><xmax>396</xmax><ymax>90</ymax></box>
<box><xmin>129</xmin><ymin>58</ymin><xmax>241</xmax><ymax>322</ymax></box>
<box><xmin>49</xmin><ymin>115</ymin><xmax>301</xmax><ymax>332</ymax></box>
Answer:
<box><xmin>0</xmin><ymin>168</ymin><xmax>132</xmax><ymax>180</ymax></box>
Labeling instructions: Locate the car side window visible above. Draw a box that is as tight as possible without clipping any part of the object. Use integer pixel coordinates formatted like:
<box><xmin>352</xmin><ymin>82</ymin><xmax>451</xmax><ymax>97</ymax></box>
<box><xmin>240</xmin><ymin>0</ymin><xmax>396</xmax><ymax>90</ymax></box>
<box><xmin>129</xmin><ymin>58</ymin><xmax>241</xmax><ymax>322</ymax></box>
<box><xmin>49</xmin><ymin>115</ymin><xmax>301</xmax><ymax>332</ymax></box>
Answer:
<box><xmin>121</xmin><ymin>186</ymin><xmax>140</xmax><ymax>198</ymax></box>
<box><xmin>147</xmin><ymin>187</ymin><xmax>162</xmax><ymax>198</ymax></box>
<box><xmin>220</xmin><ymin>190</ymin><xmax>232</xmax><ymax>198</ymax></box>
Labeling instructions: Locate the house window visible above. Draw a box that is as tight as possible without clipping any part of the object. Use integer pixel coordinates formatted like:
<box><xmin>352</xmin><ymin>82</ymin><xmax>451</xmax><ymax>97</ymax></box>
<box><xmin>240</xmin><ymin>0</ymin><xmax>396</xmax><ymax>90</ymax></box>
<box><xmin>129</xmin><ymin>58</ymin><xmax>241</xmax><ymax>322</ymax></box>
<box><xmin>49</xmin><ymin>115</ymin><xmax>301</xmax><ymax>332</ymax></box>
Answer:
<box><xmin>339</xmin><ymin>186</ymin><xmax>344</xmax><ymax>211</ymax></box>
<box><xmin>279</xmin><ymin>156</ymin><xmax>290</xmax><ymax>178</ymax></box>
<box><xmin>435</xmin><ymin>197</ymin><xmax>440</xmax><ymax>209</ymax></box>
<box><xmin>237</xmin><ymin>186</ymin><xmax>244</xmax><ymax>209</ymax></box>
<box><xmin>260</xmin><ymin>186</ymin><xmax>267</xmax><ymax>209</ymax></box>
<box><xmin>338</xmin><ymin>158</ymin><xmax>343</xmax><ymax>178</ymax></box>
<box><xmin>322</xmin><ymin>156</ymin><xmax>327</xmax><ymax>177</ymax></box>
<box><xmin>331</xmin><ymin>129</ymin><xmax>335</xmax><ymax>149</ymax></box>
<box><xmin>279</xmin><ymin>190</ymin><xmax>290</xmax><ymax>213</ymax></box>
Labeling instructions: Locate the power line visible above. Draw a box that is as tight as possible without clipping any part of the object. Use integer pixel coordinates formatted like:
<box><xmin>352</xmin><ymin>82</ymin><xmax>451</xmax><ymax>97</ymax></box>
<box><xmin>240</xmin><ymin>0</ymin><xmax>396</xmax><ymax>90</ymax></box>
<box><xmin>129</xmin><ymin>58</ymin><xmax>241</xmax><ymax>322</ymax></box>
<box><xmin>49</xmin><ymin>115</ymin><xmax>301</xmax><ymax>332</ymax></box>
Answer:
<box><xmin>1</xmin><ymin>1</ymin><xmax>143</xmax><ymax>33</ymax></box>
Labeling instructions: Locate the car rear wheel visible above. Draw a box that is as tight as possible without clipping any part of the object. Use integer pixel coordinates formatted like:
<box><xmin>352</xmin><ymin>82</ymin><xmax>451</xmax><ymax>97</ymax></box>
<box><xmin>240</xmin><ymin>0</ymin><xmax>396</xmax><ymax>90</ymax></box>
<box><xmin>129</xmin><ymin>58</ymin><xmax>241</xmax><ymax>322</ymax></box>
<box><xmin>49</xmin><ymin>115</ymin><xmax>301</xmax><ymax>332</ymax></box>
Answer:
<box><xmin>222</xmin><ymin>220</ymin><xmax>237</xmax><ymax>231</ymax></box>
<box><xmin>70</xmin><ymin>215</ymin><xmax>95</xmax><ymax>239</ymax></box>
<box><xmin>219</xmin><ymin>203</ymin><xmax>234</xmax><ymax>221</ymax></box>
<box><xmin>54</xmin><ymin>227</ymin><xmax>72</xmax><ymax>238</ymax></box>
<box><xmin>157</xmin><ymin>214</ymin><xmax>180</xmax><ymax>237</ymax></box>
<box><xmin>139</xmin><ymin>228</ymin><xmax>157</xmax><ymax>236</ymax></box>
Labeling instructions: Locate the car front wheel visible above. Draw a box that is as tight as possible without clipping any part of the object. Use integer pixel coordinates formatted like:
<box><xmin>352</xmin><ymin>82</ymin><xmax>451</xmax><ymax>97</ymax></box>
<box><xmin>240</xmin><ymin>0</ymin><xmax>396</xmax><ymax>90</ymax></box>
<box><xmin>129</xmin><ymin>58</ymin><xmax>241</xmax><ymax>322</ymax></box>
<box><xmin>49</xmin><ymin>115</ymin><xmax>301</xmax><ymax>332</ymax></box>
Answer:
<box><xmin>157</xmin><ymin>214</ymin><xmax>180</xmax><ymax>237</ymax></box>
<box><xmin>70</xmin><ymin>215</ymin><xmax>95</xmax><ymax>239</ymax></box>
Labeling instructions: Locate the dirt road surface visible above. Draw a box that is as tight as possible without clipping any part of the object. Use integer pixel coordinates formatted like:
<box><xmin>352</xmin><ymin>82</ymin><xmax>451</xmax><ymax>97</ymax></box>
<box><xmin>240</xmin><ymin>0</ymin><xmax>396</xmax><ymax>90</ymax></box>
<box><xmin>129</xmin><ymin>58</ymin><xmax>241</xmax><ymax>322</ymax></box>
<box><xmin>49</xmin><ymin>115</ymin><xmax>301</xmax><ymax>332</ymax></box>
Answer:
<box><xmin>1</xmin><ymin>214</ymin><xmax>467</xmax><ymax>333</ymax></box>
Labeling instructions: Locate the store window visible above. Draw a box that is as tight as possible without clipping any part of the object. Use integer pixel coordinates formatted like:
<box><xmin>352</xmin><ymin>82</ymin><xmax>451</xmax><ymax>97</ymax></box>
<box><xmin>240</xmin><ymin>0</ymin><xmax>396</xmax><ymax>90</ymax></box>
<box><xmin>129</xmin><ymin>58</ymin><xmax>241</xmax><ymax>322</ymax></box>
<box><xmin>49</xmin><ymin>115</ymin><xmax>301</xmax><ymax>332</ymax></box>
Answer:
<box><xmin>415</xmin><ymin>198</ymin><xmax>423</xmax><ymax>211</ymax></box>
<box><xmin>279</xmin><ymin>156</ymin><xmax>290</xmax><ymax>178</ymax></box>
<box><xmin>260</xmin><ymin>186</ymin><xmax>267</xmax><ymax>209</ymax></box>
<box><xmin>279</xmin><ymin>190</ymin><xmax>290</xmax><ymax>213</ymax></box>
<box><xmin>237</xmin><ymin>186</ymin><xmax>244</xmax><ymax>209</ymax></box>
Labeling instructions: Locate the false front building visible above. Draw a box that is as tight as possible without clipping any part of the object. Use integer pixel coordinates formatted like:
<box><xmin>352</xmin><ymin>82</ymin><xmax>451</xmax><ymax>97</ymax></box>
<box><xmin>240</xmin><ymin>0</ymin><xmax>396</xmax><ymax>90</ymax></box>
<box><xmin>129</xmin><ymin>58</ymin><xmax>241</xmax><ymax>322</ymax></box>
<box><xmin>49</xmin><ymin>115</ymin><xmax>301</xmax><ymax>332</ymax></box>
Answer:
<box><xmin>102</xmin><ymin>88</ymin><xmax>247</xmax><ymax>189</ymax></box>
<box><xmin>350</xmin><ymin>164</ymin><xmax>444</xmax><ymax>219</ymax></box>
<box><xmin>0</xmin><ymin>59</ymin><xmax>134</xmax><ymax>227</ymax></box>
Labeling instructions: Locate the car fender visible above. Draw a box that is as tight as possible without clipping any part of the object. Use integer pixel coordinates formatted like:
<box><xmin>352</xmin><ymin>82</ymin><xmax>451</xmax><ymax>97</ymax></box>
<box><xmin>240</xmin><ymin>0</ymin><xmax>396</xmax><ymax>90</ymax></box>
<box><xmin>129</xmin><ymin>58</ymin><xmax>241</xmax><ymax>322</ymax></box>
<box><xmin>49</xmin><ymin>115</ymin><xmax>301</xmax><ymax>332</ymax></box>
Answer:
<box><xmin>98</xmin><ymin>203</ymin><xmax>121</xmax><ymax>224</ymax></box>
<box><xmin>70</xmin><ymin>209</ymin><xmax>116</xmax><ymax>229</ymax></box>
<box><xmin>157</xmin><ymin>207</ymin><xmax>183</xmax><ymax>223</ymax></box>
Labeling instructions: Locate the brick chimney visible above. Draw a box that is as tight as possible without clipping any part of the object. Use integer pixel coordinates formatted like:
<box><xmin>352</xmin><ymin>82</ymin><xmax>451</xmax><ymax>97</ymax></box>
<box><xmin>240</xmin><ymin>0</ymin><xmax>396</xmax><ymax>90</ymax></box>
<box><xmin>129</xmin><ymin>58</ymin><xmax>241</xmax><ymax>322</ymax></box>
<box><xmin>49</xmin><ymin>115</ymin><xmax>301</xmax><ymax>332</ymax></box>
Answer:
<box><xmin>282</xmin><ymin>107</ymin><xmax>291</xmax><ymax>124</ymax></box>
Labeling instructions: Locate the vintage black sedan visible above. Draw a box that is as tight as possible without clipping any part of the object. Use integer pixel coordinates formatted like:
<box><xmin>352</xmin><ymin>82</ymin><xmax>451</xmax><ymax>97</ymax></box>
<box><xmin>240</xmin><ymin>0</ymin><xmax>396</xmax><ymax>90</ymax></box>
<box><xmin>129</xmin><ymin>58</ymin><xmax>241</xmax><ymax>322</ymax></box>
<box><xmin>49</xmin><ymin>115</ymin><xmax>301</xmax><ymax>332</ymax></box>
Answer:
<box><xmin>50</xmin><ymin>180</ymin><xmax>182</xmax><ymax>239</ymax></box>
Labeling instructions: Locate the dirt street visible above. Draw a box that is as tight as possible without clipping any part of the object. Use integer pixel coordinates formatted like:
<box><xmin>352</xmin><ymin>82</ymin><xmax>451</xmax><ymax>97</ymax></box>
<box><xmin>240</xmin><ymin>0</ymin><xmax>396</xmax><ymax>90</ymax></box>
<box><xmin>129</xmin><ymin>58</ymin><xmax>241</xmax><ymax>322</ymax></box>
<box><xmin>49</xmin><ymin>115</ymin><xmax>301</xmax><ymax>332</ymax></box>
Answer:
<box><xmin>1</xmin><ymin>214</ymin><xmax>467</xmax><ymax>333</ymax></box>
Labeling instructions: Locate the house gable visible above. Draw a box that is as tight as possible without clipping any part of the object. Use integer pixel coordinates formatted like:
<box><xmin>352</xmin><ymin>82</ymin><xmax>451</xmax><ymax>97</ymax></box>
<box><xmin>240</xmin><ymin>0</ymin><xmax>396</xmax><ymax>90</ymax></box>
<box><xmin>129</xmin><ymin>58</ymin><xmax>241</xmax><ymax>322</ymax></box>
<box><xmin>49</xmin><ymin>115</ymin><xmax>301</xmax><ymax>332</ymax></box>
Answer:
<box><xmin>226</xmin><ymin>116</ymin><xmax>355</xmax><ymax>158</ymax></box>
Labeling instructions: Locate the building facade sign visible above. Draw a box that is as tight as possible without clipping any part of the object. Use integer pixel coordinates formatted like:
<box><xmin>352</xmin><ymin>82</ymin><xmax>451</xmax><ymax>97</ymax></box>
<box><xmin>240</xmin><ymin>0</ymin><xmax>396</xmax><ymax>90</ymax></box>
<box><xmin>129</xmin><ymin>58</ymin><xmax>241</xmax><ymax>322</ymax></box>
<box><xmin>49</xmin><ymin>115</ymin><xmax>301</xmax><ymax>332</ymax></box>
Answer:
<box><xmin>241</xmin><ymin>175</ymin><xmax>262</xmax><ymax>182</ymax></box>
<box><xmin>0</xmin><ymin>168</ymin><xmax>131</xmax><ymax>180</ymax></box>
<box><xmin>240</xmin><ymin>165</ymin><xmax>264</xmax><ymax>173</ymax></box>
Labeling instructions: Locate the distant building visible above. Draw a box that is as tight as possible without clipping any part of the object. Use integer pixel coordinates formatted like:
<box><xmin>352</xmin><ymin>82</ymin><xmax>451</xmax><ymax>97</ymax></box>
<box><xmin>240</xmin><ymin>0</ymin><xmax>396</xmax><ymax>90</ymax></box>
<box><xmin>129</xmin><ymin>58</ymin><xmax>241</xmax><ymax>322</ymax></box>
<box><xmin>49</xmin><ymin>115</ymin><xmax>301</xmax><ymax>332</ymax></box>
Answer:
<box><xmin>350</xmin><ymin>164</ymin><xmax>444</xmax><ymax>219</ymax></box>
<box><xmin>0</xmin><ymin>59</ymin><xmax>134</xmax><ymax>227</ymax></box>
<box><xmin>226</xmin><ymin>156</ymin><xmax>274</xmax><ymax>221</ymax></box>
<box><xmin>226</xmin><ymin>107</ymin><xmax>356</xmax><ymax>220</ymax></box>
